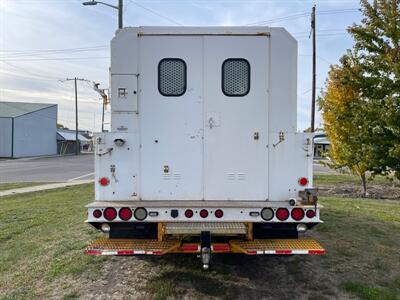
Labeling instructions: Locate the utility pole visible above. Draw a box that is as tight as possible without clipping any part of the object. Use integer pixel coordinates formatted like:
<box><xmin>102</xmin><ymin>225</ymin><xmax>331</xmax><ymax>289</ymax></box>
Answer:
<box><xmin>118</xmin><ymin>0</ymin><xmax>123</xmax><ymax>29</ymax></box>
<box><xmin>310</xmin><ymin>5</ymin><xmax>316</xmax><ymax>132</ymax></box>
<box><xmin>63</xmin><ymin>77</ymin><xmax>90</xmax><ymax>155</ymax></box>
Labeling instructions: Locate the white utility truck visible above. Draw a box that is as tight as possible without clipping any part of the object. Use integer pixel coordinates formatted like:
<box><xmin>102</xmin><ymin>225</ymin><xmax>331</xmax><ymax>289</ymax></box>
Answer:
<box><xmin>86</xmin><ymin>26</ymin><xmax>324</xmax><ymax>269</ymax></box>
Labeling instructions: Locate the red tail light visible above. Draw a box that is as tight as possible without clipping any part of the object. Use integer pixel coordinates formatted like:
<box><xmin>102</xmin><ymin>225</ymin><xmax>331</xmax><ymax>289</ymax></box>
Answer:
<box><xmin>185</xmin><ymin>209</ymin><xmax>194</xmax><ymax>218</ymax></box>
<box><xmin>214</xmin><ymin>209</ymin><xmax>223</xmax><ymax>218</ymax></box>
<box><xmin>306</xmin><ymin>210</ymin><xmax>316</xmax><ymax>218</ymax></box>
<box><xmin>298</xmin><ymin>177</ymin><xmax>309</xmax><ymax>186</ymax></box>
<box><xmin>200</xmin><ymin>209</ymin><xmax>208</xmax><ymax>218</ymax></box>
<box><xmin>104</xmin><ymin>207</ymin><xmax>117</xmax><ymax>221</ymax></box>
<box><xmin>93</xmin><ymin>209</ymin><xmax>102</xmax><ymax>218</ymax></box>
<box><xmin>99</xmin><ymin>177</ymin><xmax>110</xmax><ymax>186</ymax></box>
<box><xmin>291</xmin><ymin>208</ymin><xmax>305</xmax><ymax>221</ymax></box>
<box><xmin>276</xmin><ymin>208</ymin><xmax>289</xmax><ymax>221</ymax></box>
<box><xmin>119</xmin><ymin>207</ymin><xmax>132</xmax><ymax>221</ymax></box>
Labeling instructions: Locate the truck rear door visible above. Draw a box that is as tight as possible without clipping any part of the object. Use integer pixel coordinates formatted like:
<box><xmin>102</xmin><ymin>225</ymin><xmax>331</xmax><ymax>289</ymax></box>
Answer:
<box><xmin>203</xmin><ymin>36</ymin><xmax>269</xmax><ymax>201</ymax></box>
<box><xmin>139</xmin><ymin>36</ymin><xmax>204</xmax><ymax>200</ymax></box>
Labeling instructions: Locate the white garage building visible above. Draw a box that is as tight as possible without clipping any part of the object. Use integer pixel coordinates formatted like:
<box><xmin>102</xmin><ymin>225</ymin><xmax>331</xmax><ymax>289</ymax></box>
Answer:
<box><xmin>0</xmin><ymin>102</ymin><xmax>58</xmax><ymax>158</ymax></box>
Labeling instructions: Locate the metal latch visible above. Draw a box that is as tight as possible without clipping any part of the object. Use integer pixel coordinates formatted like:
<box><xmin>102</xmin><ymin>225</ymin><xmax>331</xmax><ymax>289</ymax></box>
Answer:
<box><xmin>273</xmin><ymin>132</ymin><xmax>285</xmax><ymax>147</ymax></box>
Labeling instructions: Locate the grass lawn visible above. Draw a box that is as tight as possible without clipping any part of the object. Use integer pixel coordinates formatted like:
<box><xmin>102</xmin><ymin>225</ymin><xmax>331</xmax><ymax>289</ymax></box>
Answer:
<box><xmin>0</xmin><ymin>182</ymin><xmax>47</xmax><ymax>192</ymax></box>
<box><xmin>314</xmin><ymin>173</ymin><xmax>393</xmax><ymax>185</ymax></box>
<box><xmin>0</xmin><ymin>184</ymin><xmax>105</xmax><ymax>299</ymax></box>
<box><xmin>0</xmin><ymin>178</ymin><xmax>399</xmax><ymax>299</ymax></box>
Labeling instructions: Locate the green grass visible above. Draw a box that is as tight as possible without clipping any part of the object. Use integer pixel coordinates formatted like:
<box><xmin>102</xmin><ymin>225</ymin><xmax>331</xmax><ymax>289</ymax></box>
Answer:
<box><xmin>0</xmin><ymin>181</ymin><xmax>400</xmax><ymax>299</ymax></box>
<box><xmin>344</xmin><ymin>282</ymin><xmax>400</xmax><ymax>300</ymax></box>
<box><xmin>0</xmin><ymin>182</ymin><xmax>47</xmax><ymax>191</ymax></box>
<box><xmin>313</xmin><ymin>173</ymin><xmax>395</xmax><ymax>185</ymax></box>
<box><xmin>0</xmin><ymin>184</ymin><xmax>105</xmax><ymax>299</ymax></box>
<box><xmin>146</xmin><ymin>268</ymin><xmax>227</xmax><ymax>300</ymax></box>
<box><xmin>316</xmin><ymin>196</ymin><xmax>400</xmax><ymax>299</ymax></box>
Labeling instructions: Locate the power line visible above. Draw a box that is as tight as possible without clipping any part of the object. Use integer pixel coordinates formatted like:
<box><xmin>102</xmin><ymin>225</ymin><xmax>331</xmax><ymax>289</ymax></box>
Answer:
<box><xmin>245</xmin><ymin>8</ymin><xmax>359</xmax><ymax>26</ymax></box>
<box><xmin>0</xmin><ymin>47</ymin><xmax>108</xmax><ymax>59</ymax></box>
<box><xmin>0</xmin><ymin>45</ymin><xmax>107</xmax><ymax>54</ymax></box>
<box><xmin>0</xmin><ymin>56</ymin><xmax>109</xmax><ymax>62</ymax></box>
<box><xmin>127</xmin><ymin>0</ymin><xmax>183</xmax><ymax>25</ymax></box>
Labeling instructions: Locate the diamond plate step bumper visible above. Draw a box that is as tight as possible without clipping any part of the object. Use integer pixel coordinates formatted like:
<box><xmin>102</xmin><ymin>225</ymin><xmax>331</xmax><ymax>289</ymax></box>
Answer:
<box><xmin>85</xmin><ymin>238</ymin><xmax>181</xmax><ymax>255</ymax></box>
<box><xmin>229</xmin><ymin>239</ymin><xmax>325</xmax><ymax>255</ymax></box>
<box><xmin>85</xmin><ymin>238</ymin><xmax>325</xmax><ymax>255</ymax></box>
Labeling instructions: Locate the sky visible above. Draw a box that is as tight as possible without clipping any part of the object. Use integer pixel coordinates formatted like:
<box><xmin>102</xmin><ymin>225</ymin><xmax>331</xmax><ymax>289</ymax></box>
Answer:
<box><xmin>0</xmin><ymin>0</ymin><xmax>363</xmax><ymax>132</ymax></box>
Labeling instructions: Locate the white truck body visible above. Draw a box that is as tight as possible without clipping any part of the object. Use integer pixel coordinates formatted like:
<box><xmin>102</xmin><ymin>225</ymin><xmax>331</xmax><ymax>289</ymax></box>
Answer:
<box><xmin>93</xmin><ymin>26</ymin><xmax>313</xmax><ymax>204</ymax></box>
<box><xmin>86</xmin><ymin>28</ymin><xmax>324</xmax><ymax>263</ymax></box>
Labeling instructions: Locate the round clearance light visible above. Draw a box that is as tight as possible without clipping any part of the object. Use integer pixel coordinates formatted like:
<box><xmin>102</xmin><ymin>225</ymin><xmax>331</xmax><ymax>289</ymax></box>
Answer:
<box><xmin>101</xmin><ymin>223</ymin><xmax>110</xmax><ymax>233</ymax></box>
<box><xmin>93</xmin><ymin>209</ymin><xmax>102</xmax><ymax>218</ymax></box>
<box><xmin>298</xmin><ymin>177</ymin><xmax>309</xmax><ymax>186</ymax></box>
<box><xmin>119</xmin><ymin>207</ymin><xmax>132</xmax><ymax>221</ymax></box>
<box><xmin>306</xmin><ymin>210</ymin><xmax>316</xmax><ymax>218</ymax></box>
<box><xmin>291</xmin><ymin>208</ymin><xmax>305</xmax><ymax>221</ymax></box>
<box><xmin>214</xmin><ymin>209</ymin><xmax>224</xmax><ymax>218</ymax></box>
<box><xmin>104</xmin><ymin>207</ymin><xmax>117</xmax><ymax>221</ymax></box>
<box><xmin>134</xmin><ymin>207</ymin><xmax>147</xmax><ymax>221</ymax></box>
<box><xmin>261</xmin><ymin>208</ymin><xmax>274</xmax><ymax>221</ymax></box>
<box><xmin>276</xmin><ymin>208</ymin><xmax>289</xmax><ymax>221</ymax></box>
<box><xmin>99</xmin><ymin>177</ymin><xmax>110</xmax><ymax>186</ymax></box>
<box><xmin>297</xmin><ymin>223</ymin><xmax>307</xmax><ymax>232</ymax></box>
<box><xmin>200</xmin><ymin>209</ymin><xmax>208</xmax><ymax>218</ymax></box>
<box><xmin>185</xmin><ymin>209</ymin><xmax>194</xmax><ymax>218</ymax></box>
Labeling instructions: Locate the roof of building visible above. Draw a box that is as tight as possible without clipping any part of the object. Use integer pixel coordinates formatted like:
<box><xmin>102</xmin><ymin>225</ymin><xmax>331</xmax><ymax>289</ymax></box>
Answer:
<box><xmin>57</xmin><ymin>130</ymin><xmax>90</xmax><ymax>142</ymax></box>
<box><xmin>0</xmin><ymin>101</ymin><xmax>56</xmax><ymax>118</ymax></box>
<box><xmin>314</xmin><ymin>136</ymin><xmax>330</xmax><ymax>145</ymax></box>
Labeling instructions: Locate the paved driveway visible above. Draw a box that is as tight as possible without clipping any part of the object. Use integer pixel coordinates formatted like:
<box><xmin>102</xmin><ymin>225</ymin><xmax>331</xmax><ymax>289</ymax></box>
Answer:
<box><xmin>0</xmin><ymin>154</ymin><xmax>94</xmax><ymax>183</ymax></box>
<box><xmin>0</xmin><ymin>155</ymin><xmax>335</xmax><ymax>183</ymax></box>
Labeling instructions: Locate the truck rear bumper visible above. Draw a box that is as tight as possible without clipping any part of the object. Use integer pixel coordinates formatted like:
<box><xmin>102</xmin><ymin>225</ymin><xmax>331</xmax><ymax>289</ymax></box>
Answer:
<box><xmin>85</xmin><ymin>238</ymin><xmax>325</xmax><ymax>256</ymax></box>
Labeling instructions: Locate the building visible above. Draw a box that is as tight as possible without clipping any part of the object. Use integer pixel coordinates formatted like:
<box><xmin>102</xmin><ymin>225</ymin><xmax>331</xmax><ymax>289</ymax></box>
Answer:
<box><xmin>57</xmin><ymin>129</ymin><xmax>92</xmax><ymax>155</ymax></box>
<box><xmin>0</xmin><ymin>102</ymin><xmax>57</xmax><ymax>158</ymax></box>
<box><xmin>313</xmin><ymin>132</ymin><xmax>330</xmax><ymax>159</ymax></box>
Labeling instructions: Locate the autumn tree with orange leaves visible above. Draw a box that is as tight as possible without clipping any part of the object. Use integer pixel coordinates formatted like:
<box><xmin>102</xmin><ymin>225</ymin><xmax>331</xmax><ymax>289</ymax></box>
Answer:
<box><xmin>319</xmin><ymin>0</ymin><xmax>400</xmax><ymax>196</ymax></box>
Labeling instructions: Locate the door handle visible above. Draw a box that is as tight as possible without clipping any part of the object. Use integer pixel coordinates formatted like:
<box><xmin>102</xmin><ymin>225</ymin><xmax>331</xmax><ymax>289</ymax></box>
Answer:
<box><xmin>208</xmin><ymin>117</ymin><xmax>214</xmax><ymax>129</ymax></box>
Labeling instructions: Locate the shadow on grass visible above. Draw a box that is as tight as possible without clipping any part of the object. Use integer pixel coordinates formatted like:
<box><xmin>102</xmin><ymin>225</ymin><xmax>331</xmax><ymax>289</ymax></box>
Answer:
<box><xmin>140</xmin><ymin>253</ymin><xmax>336</xmax><ymax>300</ymax></box>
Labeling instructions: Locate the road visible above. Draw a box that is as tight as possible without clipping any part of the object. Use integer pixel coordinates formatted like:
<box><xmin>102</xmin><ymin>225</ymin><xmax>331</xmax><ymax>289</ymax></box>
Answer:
<box><xmin>0</xmin><ymin>155</ymin><xmax>335</xmax><ymax>183</ymax></box>
<box><xmin>0</xmin><ymin>154</ymin><xmax>94</xmax><ymax>183</ymax></box>
<box><xmin>313</xmin><ymin>161</ymin><xmax>336</xmax><ymax>174</ymax></box>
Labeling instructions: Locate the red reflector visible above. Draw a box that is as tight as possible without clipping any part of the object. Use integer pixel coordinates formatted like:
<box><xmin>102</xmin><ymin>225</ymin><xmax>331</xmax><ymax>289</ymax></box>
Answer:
<box><xmin>276</xmin><ymin>208</ymin><xmax>289</xmax><ymax>221</ymax></box>
<box><xmin>276</xmin><ymin>250</ymin><xmax>292</xmax><ymax>255</ymax></box>
<box><xmin>291</xmin><ymin>208</ymin><xmax>305</xmax><ymax>221</ymax></box>
<box><xmin>99</xmin><ymin>177</ymin><xmax>110</xmax><ymax>186</ymax></box>
<box><xmin>93</xmin><ymin>209</ymin><xmax>102</xmax><ymax>218</ymax></box>
<box><xmin>184</xmin><ymin>209</ymin><xmax>194</xmax><ymax>218</ymax></box>
<box><xmin>214</xmin><ymin>209</ymin><xmax>223</xmax><ymax>218</ymax></box>
<box><xmin>298</xmin><ymin>177</ymin><xmax>309</xmax><ymax>186</ymax></box>
<box><xmin>306</xmin><ymin>210</ymin><xmax>316</xmax><ymax>218</ymax></box>
<box><xmin>118</xmin><ymin>207</ymin><xmax>132</xmax><ymax>221</ymax></box>
<box><xmin>200</xmin><ymin>209</ymin><xmax>208</xmax><ymax>218</ymax></box>
<box><xmin>103</xmin><ymin>207</ymin><xmax>117</xmax><ymax>221</ymax></box>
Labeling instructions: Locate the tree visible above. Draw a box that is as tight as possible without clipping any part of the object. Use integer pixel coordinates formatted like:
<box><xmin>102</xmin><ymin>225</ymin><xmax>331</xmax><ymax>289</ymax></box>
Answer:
<box><xmin>319</xmin><ymin>0</ymin><xmax>400</xmax><ymax>196</ymax></box>
<box><xmin>347</xmin><ymin>0</ymin><xmax>400</xmax><ymax>179</ymax></box>
<box><xmin>319</xmin><ymin>55</ymin><xmax>374</xmax><ymax>196</ymax></box>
